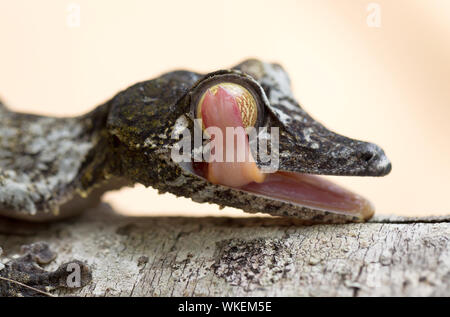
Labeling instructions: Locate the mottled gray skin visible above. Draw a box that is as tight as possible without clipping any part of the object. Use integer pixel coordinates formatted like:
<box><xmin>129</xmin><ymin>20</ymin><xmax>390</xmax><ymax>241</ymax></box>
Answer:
<box><xmin>0</xmin><ymin>59</ymin><xmax>391</xmax><ymax>223</ymax></box>
<box><xmin>0</xmin><ymin>242</ymin><xmax>91</xmax><ymax>296</ymax></box>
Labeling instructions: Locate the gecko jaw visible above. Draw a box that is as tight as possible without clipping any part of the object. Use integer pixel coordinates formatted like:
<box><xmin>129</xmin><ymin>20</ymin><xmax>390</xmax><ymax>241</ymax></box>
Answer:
<box><xmin>196</xmin><ymin>84</ymin><xmax>375</xmax><ymax>220</ymax></box>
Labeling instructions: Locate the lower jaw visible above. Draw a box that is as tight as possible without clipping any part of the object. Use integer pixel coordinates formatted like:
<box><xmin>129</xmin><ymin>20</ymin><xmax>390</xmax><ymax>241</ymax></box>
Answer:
<box><xmin>193</xmin><ymin>162</ymin><xmax>374</xmax><ymax>219</ymax></box>
<box><xmin>241</xmin><ymin>171</ymin><xmax>374</xmax><ymax>219</ymax></box>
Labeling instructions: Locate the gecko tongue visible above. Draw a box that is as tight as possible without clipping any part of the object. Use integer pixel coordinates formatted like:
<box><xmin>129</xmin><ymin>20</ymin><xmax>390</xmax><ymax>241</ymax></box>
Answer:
<box><xmin>201</xmin><ymin>86</ymin><xmax>266</xmax><ymax>187</ymax></box>
<box><xmin>199</xmin><ymin>85</ymin><xmax>374</xmax><ymax>219</ymax></box>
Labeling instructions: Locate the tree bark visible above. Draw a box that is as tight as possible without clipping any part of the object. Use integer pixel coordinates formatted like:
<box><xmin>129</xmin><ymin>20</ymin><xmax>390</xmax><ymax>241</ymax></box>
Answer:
<box><xmin>0</xmin><ymin>204</ymin><xmax>449</xmax><ymax>297</ymax></box>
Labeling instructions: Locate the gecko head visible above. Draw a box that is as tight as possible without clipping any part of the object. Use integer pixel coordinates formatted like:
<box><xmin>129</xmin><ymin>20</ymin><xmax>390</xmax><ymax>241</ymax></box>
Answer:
<box><xmin>108</xmin><ymin>59</ymin><xmax>391</xmax><ymax>223</ymax></box>
<box><xmin>253</xmin><ymin>61</ymin><xmax>392</xmax><ymax>178</ymax></box>
<box><xmin>189</xmin><ymin>62</ymin><xmax>392</xmax><ymax>178</ymax></box>
<box><xmin>186</xmin><ymin>60</ymin><xmax>391</xmax><ymax>221</ymax></box>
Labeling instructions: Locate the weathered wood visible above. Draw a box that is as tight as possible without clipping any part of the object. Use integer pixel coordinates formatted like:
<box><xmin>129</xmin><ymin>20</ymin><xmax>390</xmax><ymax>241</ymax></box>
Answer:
<box><xmin>0</xmin><ymin>204</ymin><xmax>449</xmax><ymax>297</ymax></box>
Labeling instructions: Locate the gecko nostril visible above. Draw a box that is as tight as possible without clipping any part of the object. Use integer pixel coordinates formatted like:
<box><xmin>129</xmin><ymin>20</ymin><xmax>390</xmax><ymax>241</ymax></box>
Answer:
<box><xmin>361</xmin><ymin>151</ymin><xmax>375</xmax><ymax>163</ymax></box>
<box><xmin>358</xmin><ymin>144</ymin><xmax>380</xmax><ymax>163</ymax></box>
<box><xmin>111</xmin><ymin>135</ymin><xmax>121</xmax><ymax>148</ymax></box>
<box><xmin>357</xmin><ymin>143</ymin><xmax>392</xmax><ymax>175</ymax></box>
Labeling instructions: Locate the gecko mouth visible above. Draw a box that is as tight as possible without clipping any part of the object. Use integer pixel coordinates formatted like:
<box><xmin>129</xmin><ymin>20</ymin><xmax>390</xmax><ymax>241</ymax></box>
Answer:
<box><xmin>193</xmin><ymin>163</ymin><xmax>374</xmax><ymax>219</ymax></box>
<box><xmin>240</xmin><ymin>171</ymin><xmax>374</xmax><ymax>219</ymax></box>
<box><xmin>193</xmin><ymin>84</ymin><xmax>374</xmax><ymax>220</ymax></box>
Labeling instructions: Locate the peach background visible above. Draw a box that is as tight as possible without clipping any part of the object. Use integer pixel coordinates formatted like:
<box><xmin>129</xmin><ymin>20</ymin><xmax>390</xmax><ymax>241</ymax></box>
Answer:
<box><xmin>0</xmin><ymin>0</ymin><xmax>449</xmax><ymax>217</ymax></box>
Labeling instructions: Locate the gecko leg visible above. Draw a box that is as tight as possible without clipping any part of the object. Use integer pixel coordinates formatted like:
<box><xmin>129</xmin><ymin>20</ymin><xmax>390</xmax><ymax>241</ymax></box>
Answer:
<box><xmin>0</xmin><ymin>242</ymin><xmax>92</xmax><ymax>296</ymax></box>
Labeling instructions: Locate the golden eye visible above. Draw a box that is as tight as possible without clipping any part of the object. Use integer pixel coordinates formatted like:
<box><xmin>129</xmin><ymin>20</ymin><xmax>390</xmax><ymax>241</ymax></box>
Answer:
<box><xmin>196</xmin><ymin>82</ymin><xmax>258</xmax><ymax>129</ymax></box>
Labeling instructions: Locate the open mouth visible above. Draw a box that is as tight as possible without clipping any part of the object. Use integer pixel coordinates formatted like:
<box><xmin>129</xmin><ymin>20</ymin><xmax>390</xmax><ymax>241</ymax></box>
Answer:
<box><xmin>240</xmin><ymin>171</ymin><xmax>374</xmax><ymax>219</ymax></box>
<box><xmin>192</xmin><ymin>82</ymin><xmax>375</xmax><ymax>220</ymax></box>
<box><xmin>193</xmin><ymin>161</ymin><xmax>374</xmax><ymax>219</ymax></box>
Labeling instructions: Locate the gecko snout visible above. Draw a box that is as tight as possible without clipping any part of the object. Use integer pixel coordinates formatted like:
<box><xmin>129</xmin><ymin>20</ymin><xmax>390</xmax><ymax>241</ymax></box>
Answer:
<box><xmin>357</xmin><ymin>142</ymin><xmax>392</xmax><ymax>176</ymax></box>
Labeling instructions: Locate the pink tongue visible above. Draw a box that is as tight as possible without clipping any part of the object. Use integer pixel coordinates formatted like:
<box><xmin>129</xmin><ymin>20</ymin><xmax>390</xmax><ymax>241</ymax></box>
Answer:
<box><xmin>201</xmin><ymin>86</ymin><xmax>265</xmax><ymax>187</ymax></box>
<box><xmin>200</xmin><ymin>86</ymin><xmax>374</xmax><ymax>218</ymax></box>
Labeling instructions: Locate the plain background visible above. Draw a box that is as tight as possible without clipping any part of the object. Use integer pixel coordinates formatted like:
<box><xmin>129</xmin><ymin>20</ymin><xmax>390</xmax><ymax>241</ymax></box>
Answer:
<box><xmin>0</xmin><ymin>0</ymin><xmax>449</xmax><ymax>217</ymax></box>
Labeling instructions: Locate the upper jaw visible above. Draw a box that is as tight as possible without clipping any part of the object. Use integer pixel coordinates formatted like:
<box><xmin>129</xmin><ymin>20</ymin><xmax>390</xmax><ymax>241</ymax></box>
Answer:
<box><xmin>233</xmin><ymin>59</ymin><xmax>391</xmax><ymax>178</ymax></box>
<box><xmin>263</xmin><ymin>94</ymin><xmax>392</xmax><ymax>177</ymax></box>
<box><xmin>274</xmin><ymin>104</ymin><xmax>392</xmax><ymax>177</ymax></box>
<box><xmin>271</xmin><ymin>127</ymin><xmax>392</xmax><ymax>177</ymax></box>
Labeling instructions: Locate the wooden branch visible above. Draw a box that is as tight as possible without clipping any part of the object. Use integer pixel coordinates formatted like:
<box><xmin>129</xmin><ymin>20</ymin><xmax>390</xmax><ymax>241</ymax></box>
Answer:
<box><xmin>0</xmin><ymin>204</ymin><xmax>449</xmax><ymax>296</ymax></box>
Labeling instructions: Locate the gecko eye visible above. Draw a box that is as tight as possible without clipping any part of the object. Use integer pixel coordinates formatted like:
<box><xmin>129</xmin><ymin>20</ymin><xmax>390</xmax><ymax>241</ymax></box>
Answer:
<box><xmin>190</xmin><ymin>76</ymin><xmax>268</xmax><ymax>187</ymax></box>
<box><xmin>190</xmin><ymin>72</ymin><xmax>267</xmax><ymax>132</ymax></box>
<box><xmin>196</xmin><ymin>83</ymin><xmax>259</xmax><ymax>130</ymax></box>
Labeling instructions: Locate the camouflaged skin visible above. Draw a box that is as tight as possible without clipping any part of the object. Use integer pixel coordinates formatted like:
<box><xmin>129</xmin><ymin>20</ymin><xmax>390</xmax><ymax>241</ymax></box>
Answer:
<box><xmin>0</xmin><ymin>103</ymin><xmax>114</xmax><ymax>221</ymax></box>
<box><xmin>0</xmin><ymin>242</ymin><xmax>91</xmax><ymax>296</ymax></box>
<box><xmin>0</xmin><ymin>59</ymin><xmax>391</xmax><ymax>223</ymax></box>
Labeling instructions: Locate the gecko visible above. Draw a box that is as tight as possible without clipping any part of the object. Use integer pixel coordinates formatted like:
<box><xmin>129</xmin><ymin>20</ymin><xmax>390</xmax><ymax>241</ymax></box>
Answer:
<box><xmin>0</xmin><ymin>59</ymin><xmax>391</xmax><ymax>295</ymax></box>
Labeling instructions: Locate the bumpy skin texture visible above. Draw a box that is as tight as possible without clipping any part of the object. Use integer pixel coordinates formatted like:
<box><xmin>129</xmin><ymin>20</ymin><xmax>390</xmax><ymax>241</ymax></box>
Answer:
<box><xmin>0</xmin><ymin>59</ymin><xmax>391</xmax><ymax>223</ymax></box>
<box><xmin>0</xmin><ymin>242</ymin><xmax>91</xmax><ymax>296</ymax></box>
<box><xmin>0</xmin><ymin>102</ymin><xmax>118</xmax><ymax>221</ymax></box>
